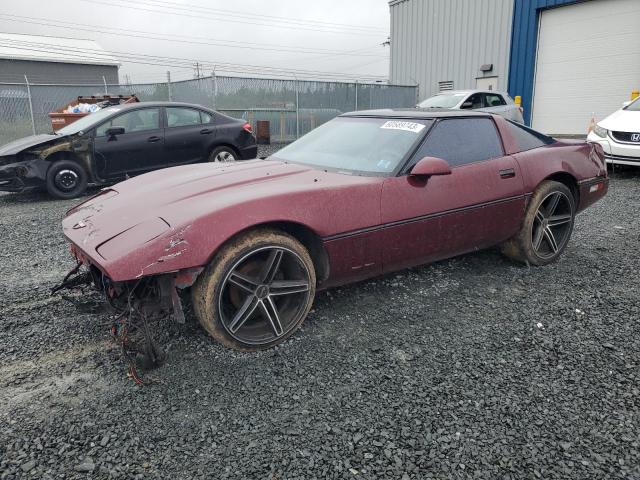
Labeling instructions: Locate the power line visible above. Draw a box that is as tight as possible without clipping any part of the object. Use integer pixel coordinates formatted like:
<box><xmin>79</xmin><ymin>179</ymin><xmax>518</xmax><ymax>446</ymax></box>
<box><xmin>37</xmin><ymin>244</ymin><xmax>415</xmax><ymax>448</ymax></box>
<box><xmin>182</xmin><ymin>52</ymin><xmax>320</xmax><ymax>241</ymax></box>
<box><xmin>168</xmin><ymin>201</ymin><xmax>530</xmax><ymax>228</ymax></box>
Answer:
<box><xmin>133</xmin><ymin>0</ymin><xmax>383</xmax><ymax>32</ymax></box>
<box><xmin>79</xmin><ymin>0</ymin><xmax>384</xmax><ymax>36</ymax></box>
<box><xmin>0</xmin><ymin>39</ymin><xmax>389</xmax><ymax>82</ymax></box>
<box><xmin>0</xmin><ymin>14</ymin><xmax>387</xmax><ymax>58</ymax></box>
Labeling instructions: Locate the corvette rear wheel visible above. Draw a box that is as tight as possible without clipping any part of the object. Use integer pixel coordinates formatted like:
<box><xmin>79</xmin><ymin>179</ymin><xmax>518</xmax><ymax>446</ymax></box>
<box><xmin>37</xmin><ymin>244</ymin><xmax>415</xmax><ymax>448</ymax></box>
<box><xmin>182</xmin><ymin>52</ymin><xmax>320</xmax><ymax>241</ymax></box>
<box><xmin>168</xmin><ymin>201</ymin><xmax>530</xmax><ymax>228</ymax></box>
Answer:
<box><xmin>502</xmin><ymin>180</ymin><xmax>575</xmax><ymax>266</ymax></box>
<box><xmin>192</xmin><ymin>229</ymin><xmax>316</xmax><ymax>351</ymax></box>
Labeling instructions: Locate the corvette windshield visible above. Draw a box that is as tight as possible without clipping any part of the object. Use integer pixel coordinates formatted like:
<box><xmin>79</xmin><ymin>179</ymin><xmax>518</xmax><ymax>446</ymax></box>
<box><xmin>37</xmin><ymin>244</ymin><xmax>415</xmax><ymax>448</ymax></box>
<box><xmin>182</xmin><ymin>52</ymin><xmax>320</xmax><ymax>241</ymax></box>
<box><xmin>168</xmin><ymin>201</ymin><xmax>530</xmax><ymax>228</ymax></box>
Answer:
<box><xmin>273</xmin><ymin>117</ymin><xmax>432</xmax><ymax>174</ymax></box>
<box><xmin>56</xmin><ymin>107</ymin><xmax>123</xmax><ymax>135</ymax></box>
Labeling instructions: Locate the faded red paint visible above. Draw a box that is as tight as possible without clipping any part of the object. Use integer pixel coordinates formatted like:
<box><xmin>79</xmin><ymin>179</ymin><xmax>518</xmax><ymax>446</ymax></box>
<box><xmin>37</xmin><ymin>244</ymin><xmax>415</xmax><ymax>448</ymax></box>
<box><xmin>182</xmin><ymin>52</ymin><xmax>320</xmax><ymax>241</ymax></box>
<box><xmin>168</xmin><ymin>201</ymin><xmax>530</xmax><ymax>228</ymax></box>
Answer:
<box><xmin>62</xmin><ymin>113</ymin><xmax>608</xmax><ymax>289</ymax></box>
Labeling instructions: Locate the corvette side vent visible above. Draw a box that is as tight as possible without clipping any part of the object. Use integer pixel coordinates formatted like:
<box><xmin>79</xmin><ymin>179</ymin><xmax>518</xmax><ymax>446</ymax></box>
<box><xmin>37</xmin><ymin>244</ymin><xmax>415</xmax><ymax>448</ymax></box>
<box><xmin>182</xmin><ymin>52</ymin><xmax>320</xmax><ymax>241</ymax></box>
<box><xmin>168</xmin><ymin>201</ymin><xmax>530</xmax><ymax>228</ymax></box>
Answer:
<box><xmin>438</xmin><ymin>80</ymin><xmax>454</xmax><ymax>92</ymax></box>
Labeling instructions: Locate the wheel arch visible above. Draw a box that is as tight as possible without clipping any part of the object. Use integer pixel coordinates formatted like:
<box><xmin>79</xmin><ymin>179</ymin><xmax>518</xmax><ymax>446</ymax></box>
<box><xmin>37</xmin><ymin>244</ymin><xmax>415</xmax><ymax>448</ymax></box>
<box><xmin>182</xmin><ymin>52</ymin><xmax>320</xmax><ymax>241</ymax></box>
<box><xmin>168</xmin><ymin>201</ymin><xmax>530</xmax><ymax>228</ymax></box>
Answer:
<box><xmin>43</xmin><ymin>149</ymin><xmax>95</xmax><ymax>181</ymax></box>
<box><xmin>209</xmin><ymin>143</ymin><xmax>240</xmax><ymax>159</ymax></box>
<box><xmin>209</xmin><ymin>221</ymin><xmax>330</xmax><ymax>285</ymax></box>
<box><xmin>542</xmin><ymin>172</ymin><xmax>579</xmax><ymax>205</ymax></box>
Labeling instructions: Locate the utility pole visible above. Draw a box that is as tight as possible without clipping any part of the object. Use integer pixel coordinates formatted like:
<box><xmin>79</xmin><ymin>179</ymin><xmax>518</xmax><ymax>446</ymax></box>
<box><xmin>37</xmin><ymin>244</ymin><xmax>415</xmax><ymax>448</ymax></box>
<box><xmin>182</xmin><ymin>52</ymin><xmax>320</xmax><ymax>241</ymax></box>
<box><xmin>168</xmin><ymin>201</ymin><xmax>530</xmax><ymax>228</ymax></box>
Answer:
<box><xmin>194</xmin><ymin>62</ymin><xmax>201</xmax><ymax>79</ymax></box>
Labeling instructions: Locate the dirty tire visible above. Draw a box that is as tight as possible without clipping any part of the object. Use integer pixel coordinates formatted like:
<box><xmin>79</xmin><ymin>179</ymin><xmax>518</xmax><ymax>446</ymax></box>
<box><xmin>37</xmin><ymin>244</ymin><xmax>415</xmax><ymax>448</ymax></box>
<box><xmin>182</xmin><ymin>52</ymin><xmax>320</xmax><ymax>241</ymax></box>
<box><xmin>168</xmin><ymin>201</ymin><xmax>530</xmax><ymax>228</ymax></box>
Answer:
<box><xmin>45</xmin><ymin>159</ymin><xmax>88</xmax><ymax>199</ymax></box>
<box><xmin>502</xmin><ymin>180</ymin><xmax>576</xmax><ymax>266</ymax></box>
<box><xmin>208</xmin><ymin>146</ymin><xmax>237</xmax><ymax>163</ymax></box>
<box><xmin>192</xmin><ymin>229</ymin><xmax>316</xmax><ymax>351</ymax></box>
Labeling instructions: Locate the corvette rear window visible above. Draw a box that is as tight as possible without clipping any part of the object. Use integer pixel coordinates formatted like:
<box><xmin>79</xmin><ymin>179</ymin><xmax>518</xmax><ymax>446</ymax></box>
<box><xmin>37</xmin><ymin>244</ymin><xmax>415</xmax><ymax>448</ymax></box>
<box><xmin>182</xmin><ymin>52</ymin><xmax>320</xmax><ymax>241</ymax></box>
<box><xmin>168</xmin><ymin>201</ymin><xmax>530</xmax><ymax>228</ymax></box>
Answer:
<box><xmin>273</xmin><ymin>117</ymin><xmax>433</xmax><ymax>174</ymax></box>
<box><xmin>504</xmin><ymin>120</ymin><xmax>555</xmax><ymax>152</ymax></box>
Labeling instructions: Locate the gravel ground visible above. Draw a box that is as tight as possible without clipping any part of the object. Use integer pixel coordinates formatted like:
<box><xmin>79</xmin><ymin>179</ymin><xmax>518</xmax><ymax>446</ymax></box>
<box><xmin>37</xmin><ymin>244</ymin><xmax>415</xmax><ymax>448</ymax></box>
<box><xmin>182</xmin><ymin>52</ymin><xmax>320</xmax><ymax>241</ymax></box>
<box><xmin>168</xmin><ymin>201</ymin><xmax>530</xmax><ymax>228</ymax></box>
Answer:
<box><xmin>0</xmin><ymin>157</ymin><xmax>639</xmax><ymax>479</ymax></box>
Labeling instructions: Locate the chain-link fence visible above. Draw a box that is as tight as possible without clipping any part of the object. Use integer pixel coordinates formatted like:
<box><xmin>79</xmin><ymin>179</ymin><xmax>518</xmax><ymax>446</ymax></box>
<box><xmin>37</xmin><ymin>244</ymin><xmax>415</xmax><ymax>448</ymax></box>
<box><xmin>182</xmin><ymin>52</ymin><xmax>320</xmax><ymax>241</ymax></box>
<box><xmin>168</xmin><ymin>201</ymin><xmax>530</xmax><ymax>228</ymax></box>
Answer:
<box><xmin>0</xmin><ymin>75</ymin><xmax>418</xmax><ymax>145</ymax></box>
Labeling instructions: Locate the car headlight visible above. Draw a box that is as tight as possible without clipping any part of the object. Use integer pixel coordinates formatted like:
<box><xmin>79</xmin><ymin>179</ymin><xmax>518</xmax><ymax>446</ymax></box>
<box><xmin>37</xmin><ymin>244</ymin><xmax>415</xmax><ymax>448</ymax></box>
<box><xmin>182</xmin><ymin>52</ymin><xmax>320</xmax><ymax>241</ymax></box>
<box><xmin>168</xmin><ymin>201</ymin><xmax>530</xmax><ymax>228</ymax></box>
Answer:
<box><xmin>593</xmin><ymin>124</ymin><xmax>608</xmax><ymax>138</ymax></box>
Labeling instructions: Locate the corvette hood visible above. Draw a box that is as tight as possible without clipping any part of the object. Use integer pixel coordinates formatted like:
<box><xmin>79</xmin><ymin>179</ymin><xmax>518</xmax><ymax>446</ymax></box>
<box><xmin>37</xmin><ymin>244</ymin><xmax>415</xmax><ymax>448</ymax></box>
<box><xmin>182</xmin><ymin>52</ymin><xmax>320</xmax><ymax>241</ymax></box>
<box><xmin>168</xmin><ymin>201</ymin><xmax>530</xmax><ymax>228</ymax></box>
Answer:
<box><xmin>599</xmin><ymin>109</ymin><xmax>640</xmax><ymax>132</ymax></box>
<box><xmin>0</xmin><ymin>133</ymin><xmax>63</xmax><ymax>157</ymax></box>
<box><xmin>63</xmin><ymin>159</ymin><xmax>382</xmax><ymax>279</ymax></box>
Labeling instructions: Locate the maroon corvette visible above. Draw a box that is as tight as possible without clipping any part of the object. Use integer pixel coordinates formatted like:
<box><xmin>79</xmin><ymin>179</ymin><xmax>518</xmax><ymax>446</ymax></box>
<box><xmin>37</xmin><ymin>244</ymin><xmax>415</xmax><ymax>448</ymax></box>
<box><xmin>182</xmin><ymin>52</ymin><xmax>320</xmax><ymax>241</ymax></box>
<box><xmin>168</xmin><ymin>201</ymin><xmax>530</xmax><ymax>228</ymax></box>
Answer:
<box><xmin>61</xmin><ymin>110</ymin><xmax>608</xmax><ymax>352</ymax></box>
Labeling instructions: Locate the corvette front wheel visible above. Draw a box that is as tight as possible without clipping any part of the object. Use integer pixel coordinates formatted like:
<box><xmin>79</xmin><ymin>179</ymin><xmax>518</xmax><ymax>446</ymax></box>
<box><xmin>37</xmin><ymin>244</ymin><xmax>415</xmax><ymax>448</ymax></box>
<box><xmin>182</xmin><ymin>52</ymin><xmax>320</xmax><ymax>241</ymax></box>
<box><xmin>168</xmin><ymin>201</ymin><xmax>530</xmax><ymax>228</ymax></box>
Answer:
<box><xmin>192</xmin><ymin>229</ymin><xmax>316</xmax><ymax>351</ymax></box>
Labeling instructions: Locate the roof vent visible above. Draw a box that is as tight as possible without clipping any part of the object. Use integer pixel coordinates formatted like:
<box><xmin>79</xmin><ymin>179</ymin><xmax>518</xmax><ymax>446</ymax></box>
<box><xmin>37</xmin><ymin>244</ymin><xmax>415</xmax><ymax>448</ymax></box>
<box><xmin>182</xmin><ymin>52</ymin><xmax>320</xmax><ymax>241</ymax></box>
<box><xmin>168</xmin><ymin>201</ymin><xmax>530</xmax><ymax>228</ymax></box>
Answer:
<box><xmin>438</xmin><ymin>80</ymin><xmax>454</xmax><ymax>92</ymax></box>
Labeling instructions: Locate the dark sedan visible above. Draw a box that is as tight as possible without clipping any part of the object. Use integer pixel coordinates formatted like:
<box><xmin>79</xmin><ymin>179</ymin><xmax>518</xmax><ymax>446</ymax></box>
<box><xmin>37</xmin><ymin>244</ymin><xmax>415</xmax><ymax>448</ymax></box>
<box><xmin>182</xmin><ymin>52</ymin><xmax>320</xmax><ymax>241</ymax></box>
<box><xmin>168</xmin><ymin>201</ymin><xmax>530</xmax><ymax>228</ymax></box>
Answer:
<box><xmin>0</xmin><ymin>102</ymin><xmax>257</xmax><ymax>198</ymax></box>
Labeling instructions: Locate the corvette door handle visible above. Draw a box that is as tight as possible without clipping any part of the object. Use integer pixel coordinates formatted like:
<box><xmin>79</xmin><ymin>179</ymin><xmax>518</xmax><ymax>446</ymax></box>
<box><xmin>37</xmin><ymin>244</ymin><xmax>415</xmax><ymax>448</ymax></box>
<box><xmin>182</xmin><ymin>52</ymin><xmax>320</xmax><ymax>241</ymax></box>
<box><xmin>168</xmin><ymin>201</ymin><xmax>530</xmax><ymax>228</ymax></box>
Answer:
<box><xmin>200</xmin><ymin>128</ymin><xmax>213</xmax><ymax>134</ymax></box>
<box><xmin>147</xmin><ymin>136</ymin><xmax>161</xmax><ymax>143</ymax></box>
<box><xmin>499</xmin><ymin>168</ymin><xmax>516</xmax><ymax>179</ymax></box>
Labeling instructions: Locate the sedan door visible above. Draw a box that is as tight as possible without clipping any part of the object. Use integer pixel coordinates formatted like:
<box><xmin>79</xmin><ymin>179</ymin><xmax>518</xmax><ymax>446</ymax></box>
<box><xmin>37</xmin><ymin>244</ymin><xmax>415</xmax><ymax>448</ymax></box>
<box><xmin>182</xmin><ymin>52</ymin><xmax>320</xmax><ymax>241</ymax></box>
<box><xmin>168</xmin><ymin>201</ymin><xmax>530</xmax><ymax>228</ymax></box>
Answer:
<box><xmin>163</xmin><ymin>107</ymin><xmax>215</xmax><ymax>165</ymax></box>
<box><xmin>380</xmin><ymin>117</ymin><xmax>526</xmax><ymax>273</ymax></box>
<box><xmin>93</xmin><ymin>107</ymin><xmax>164</xmax><ymax>179</ymax></box>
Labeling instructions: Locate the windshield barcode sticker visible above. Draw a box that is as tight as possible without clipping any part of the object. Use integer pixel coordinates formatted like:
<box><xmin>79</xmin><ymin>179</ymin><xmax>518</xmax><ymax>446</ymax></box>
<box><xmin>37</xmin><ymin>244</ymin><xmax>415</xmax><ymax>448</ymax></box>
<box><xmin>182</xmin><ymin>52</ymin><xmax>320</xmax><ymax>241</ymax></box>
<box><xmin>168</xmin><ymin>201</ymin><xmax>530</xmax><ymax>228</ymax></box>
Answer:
<box><xmin>380</xmin><ymin>121</ymin><xmax>426</xmax><ymax>133</ymax></box>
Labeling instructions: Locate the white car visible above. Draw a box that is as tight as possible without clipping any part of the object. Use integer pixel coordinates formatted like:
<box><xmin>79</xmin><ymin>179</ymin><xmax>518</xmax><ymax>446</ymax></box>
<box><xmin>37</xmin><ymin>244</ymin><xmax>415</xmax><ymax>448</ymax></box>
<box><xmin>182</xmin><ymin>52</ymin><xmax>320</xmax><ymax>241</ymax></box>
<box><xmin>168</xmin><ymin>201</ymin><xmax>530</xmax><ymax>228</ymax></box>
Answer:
<box><xmin>587</xmin><ymin>97</ymin><xmax>640</xmax><ymax>166</ymax></box>
<box><xmin>417</xmin><ymin>90</ymin><xmax>524</xmax><ymax>124</ymax></box>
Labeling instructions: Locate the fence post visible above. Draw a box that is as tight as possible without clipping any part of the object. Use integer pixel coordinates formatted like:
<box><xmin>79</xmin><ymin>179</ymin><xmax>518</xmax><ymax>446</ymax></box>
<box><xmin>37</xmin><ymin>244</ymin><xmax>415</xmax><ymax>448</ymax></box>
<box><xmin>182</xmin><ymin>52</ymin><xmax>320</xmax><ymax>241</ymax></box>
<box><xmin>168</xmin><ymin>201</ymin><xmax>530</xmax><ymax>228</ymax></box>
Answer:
<box><xmin>211</xmin><ymin>70</ymin><xmax>217</xmax><ymax>110</ymax></box>
<box><xmin>166</xmin><ymin>71</ymin><xmax>172</xmax><ymax>101</ymax></box>
<box><xmin>280</xmin><ymin>111</ymin><xmax>285</xmax><ymax>143</ymax></box>
<box><xmin>295</xmin><ymin>78</ymin><xmax>300</xmax><ymax>139</ymax></box>
<box><xmin>355</xmin><ymin>80</ymin><xmax>358</xmax><ymax>111</ymax></box>
<box><xmin>24</xmin><ymin>75</ymin><xmax>36</xmax><ymax>135</ymax></box>
<box><xmin>102</xmin><ymin>76</ymin><xmax>108</xmax><ymax>94</ymax></box>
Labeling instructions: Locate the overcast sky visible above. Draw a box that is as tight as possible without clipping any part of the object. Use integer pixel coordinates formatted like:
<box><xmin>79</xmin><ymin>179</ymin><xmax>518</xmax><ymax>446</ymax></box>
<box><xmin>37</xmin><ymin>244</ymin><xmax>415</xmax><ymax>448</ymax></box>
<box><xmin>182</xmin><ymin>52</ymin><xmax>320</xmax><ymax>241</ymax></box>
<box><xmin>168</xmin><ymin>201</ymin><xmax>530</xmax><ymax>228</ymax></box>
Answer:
<box><xmin>0</xmin><ymin>0</ymin><xmax>391</xmax><ymax>83</ymax></box>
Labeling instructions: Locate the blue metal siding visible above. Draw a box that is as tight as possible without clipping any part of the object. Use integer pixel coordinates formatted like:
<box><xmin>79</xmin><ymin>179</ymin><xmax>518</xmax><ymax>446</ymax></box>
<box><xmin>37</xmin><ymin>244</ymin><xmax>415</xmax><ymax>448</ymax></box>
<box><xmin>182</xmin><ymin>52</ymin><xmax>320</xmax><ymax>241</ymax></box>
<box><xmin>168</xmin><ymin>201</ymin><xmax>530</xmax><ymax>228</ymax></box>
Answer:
<box><xmin>507</xmin><ymin>0</ymin><xmax>588</xmax><ymax>124</ymax></box>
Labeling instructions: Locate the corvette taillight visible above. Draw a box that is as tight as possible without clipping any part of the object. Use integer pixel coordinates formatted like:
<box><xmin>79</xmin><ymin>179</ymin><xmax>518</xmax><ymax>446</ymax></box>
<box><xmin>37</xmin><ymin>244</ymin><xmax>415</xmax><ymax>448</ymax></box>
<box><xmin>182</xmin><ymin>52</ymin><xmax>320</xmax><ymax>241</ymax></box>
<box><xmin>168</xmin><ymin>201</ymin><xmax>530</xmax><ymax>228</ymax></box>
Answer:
<box><xmin>242</xmin><ymin>122</ymin><xmax>253</xmax><ymax>134</ymax></box>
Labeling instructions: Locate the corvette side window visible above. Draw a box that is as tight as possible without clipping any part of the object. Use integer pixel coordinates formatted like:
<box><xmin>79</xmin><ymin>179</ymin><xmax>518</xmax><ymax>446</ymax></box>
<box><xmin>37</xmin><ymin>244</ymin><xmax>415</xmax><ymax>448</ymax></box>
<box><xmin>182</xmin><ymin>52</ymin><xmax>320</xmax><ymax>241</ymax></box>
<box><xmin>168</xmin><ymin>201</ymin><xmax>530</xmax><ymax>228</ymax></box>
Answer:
<box><xmin>412</xmin><ymin>118</ymin><xmax>503</xmax><ymax>168</ymax></box>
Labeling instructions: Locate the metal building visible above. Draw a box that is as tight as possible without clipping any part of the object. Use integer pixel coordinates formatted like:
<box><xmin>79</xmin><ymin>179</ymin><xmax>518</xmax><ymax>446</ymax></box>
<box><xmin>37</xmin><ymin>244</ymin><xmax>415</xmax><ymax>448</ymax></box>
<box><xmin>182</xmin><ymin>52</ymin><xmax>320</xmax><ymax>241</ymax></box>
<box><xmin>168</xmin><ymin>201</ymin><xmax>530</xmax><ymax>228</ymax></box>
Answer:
<box><xmin>389</xmin><ymin>0</ymin><xmax>640</xmax><ymax>136</ymax></box>
<box><xmin>0</xmin><ymin>33</ymin><xmax>119</xmax><ymax>84</ymax></box>
<box><xmin>389</xmin><ymin>1</ymin><xmax>514</xmax><ymax>103</ymax></box>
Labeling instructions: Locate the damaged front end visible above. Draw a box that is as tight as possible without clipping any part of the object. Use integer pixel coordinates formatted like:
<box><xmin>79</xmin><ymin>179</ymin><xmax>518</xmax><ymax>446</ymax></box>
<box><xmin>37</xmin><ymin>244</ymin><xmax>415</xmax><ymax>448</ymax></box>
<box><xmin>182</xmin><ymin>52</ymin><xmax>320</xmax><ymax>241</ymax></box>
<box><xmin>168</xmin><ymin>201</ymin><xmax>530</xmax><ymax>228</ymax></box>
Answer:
<box><xmin>0</xmin><ymin>133</ymin><xmax>92</xmax><ymax>193</ymax></box>
<box><xmin>52</xmin><ymin>253</ymin><xmax>203</xmax><ymax>380</ymax></box>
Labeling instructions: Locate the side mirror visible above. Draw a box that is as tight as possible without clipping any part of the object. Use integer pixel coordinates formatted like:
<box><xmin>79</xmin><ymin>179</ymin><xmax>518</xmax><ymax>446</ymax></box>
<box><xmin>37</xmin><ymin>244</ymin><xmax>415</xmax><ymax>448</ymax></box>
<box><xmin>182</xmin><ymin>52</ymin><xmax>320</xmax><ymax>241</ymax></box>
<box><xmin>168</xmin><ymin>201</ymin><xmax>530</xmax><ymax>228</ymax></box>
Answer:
<box><xmin>409</xmin><ymin>157</ymin><xmax>451</xmax><ymax>177</ymax></box>
<box><xmin>106</xmin><ymin>126</ymin><xmax>125</xmax><ymax>137</ymax></box>
<box><xmin>460</xmin><ymin>101</ymin><xmax>473</xmax><ymax>109</ymax></box>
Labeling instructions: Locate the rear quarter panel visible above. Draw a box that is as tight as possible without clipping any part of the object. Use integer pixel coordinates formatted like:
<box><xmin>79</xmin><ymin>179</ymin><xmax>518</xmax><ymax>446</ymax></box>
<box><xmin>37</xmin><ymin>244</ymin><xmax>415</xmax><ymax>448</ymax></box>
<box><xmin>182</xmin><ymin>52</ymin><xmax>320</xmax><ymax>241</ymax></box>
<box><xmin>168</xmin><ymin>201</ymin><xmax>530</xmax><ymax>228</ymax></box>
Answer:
<box><xmin>511</xmin><ymin>142</ymin><xmax>607</xmax><ymax>212</ymax></box>
<box><xmin>494</xmin><ymin>115</ymin><xmax>607</xmax><ymax>211</ymax></box>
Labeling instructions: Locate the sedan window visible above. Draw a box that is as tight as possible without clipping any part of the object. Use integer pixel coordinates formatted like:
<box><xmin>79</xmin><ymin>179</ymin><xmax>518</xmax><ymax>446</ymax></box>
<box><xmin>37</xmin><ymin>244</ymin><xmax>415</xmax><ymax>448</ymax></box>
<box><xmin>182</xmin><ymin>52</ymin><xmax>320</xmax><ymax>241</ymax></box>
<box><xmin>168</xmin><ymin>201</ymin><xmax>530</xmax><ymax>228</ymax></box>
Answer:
<box><xmin>461</xmin><ymin>93</ymin><xmax>484</xmax><ymax>109</ymax></box>
<box><xmin>411</xmin><ymin>118</ymin><xmax>503</xmax><ymax>168</ymax></box>
<box><xmin>95</xmin><ymin>109</ymin><xmax>160</xmax><ymax>136</ymax></box>
<box><xmin>167</xmin><ymin>108</ymin><xmax>203</xmax><ymax>128</ymax></box>
<box><xmin>56</xmin><ymin>106</ymin><xmax>123</xmax><ymax>135</ymax></box>
<box><xmin>484</xmin><ymin>93</ymin><xmax>506</xmax><ymax>107</ymax></box>
<box><xmin>417</xmin><ymin>93</ymin><xmax>466</xmax><ymax>109</ymax></box>
<box><xmin>200</xmin><ymin>111</ymin><xmax>213</xmax><ymax>123</ymax></box>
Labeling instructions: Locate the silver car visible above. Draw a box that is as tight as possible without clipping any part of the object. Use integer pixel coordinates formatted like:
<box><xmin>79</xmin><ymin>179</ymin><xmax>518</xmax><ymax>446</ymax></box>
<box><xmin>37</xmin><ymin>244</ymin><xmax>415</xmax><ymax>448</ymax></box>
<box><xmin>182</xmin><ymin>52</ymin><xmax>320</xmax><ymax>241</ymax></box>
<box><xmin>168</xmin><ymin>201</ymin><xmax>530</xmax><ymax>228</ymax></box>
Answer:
<box><xmin>417</xmin><ymin>90</ymin><xmax>524</xmax><ymax>124</ymax></box>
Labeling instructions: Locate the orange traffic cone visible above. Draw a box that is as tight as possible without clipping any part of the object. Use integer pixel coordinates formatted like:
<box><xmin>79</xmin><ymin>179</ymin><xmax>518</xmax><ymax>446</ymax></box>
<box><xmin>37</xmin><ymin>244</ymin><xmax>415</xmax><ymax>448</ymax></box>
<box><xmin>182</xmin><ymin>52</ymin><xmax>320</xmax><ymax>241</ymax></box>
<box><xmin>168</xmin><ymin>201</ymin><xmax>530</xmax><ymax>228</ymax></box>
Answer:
<box><xmin>587</xmin><ymin>113</ymin><xmax>596</xmax><ymax>135</ymax></box>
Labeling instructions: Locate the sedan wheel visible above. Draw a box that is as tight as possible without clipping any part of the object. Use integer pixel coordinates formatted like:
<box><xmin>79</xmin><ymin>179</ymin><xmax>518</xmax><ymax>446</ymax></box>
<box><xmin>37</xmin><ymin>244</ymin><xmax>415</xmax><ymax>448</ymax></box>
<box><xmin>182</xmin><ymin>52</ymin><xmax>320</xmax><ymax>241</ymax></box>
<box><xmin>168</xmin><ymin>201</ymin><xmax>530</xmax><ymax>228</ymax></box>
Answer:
<box><xmin>45</xmin><ymin>159</ymin><xmax>88</xmax><ymax>200</ymax></box>
<box><xmin>502</xmin><ymin>180</ymin><xmax>575</xmax><ymax>266</ymax></box>
<box><xmin>209</xmin><ymin>147</ymin><xmax>237</xmax><ymax>163</ymax></box>
<box><xmin>192</xmin><ymin>229</ymin><xmax>316</xmax><ymax>351</ymax></box>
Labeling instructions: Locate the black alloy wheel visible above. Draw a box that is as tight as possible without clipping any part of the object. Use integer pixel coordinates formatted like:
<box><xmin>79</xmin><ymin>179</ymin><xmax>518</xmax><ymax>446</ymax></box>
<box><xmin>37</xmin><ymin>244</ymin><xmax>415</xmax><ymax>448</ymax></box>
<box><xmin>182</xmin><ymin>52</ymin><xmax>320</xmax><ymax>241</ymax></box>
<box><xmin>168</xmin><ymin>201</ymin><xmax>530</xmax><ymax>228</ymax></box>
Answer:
<box><xmin>192</xmin><ymin>229</ymin><xmax>316</xmax><ymax>351</ymax></box>
<box><xmin>218</xmin><ymin>246</ymin><xmax>312</xmax><ymax>345</ymax></box>
<box><xmin>531</xmin><ymin>191</ymin><xmax>573</xmax><ymax>259</ymax></box>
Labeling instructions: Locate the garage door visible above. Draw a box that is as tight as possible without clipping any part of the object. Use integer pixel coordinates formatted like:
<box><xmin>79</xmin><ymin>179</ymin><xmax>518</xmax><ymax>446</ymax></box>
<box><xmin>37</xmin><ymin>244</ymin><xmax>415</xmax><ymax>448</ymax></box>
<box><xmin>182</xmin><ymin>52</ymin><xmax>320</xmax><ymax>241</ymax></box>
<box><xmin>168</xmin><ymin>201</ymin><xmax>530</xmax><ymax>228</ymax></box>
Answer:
<box><xmin>531</xmin><ymin>0</ymin><xmax>640</xmax><ymax>136</ymax></box>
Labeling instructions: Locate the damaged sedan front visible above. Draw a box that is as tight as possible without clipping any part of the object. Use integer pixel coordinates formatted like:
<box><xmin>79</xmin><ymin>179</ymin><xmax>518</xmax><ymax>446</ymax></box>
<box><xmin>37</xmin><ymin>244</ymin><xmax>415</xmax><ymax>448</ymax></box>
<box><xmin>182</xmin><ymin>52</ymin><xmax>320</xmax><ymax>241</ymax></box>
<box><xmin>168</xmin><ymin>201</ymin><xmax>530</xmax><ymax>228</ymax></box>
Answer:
<box><xmin>0</xmin><ymin>107</ymin><xmax>114</xmax><ymax>199</ymax></box>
